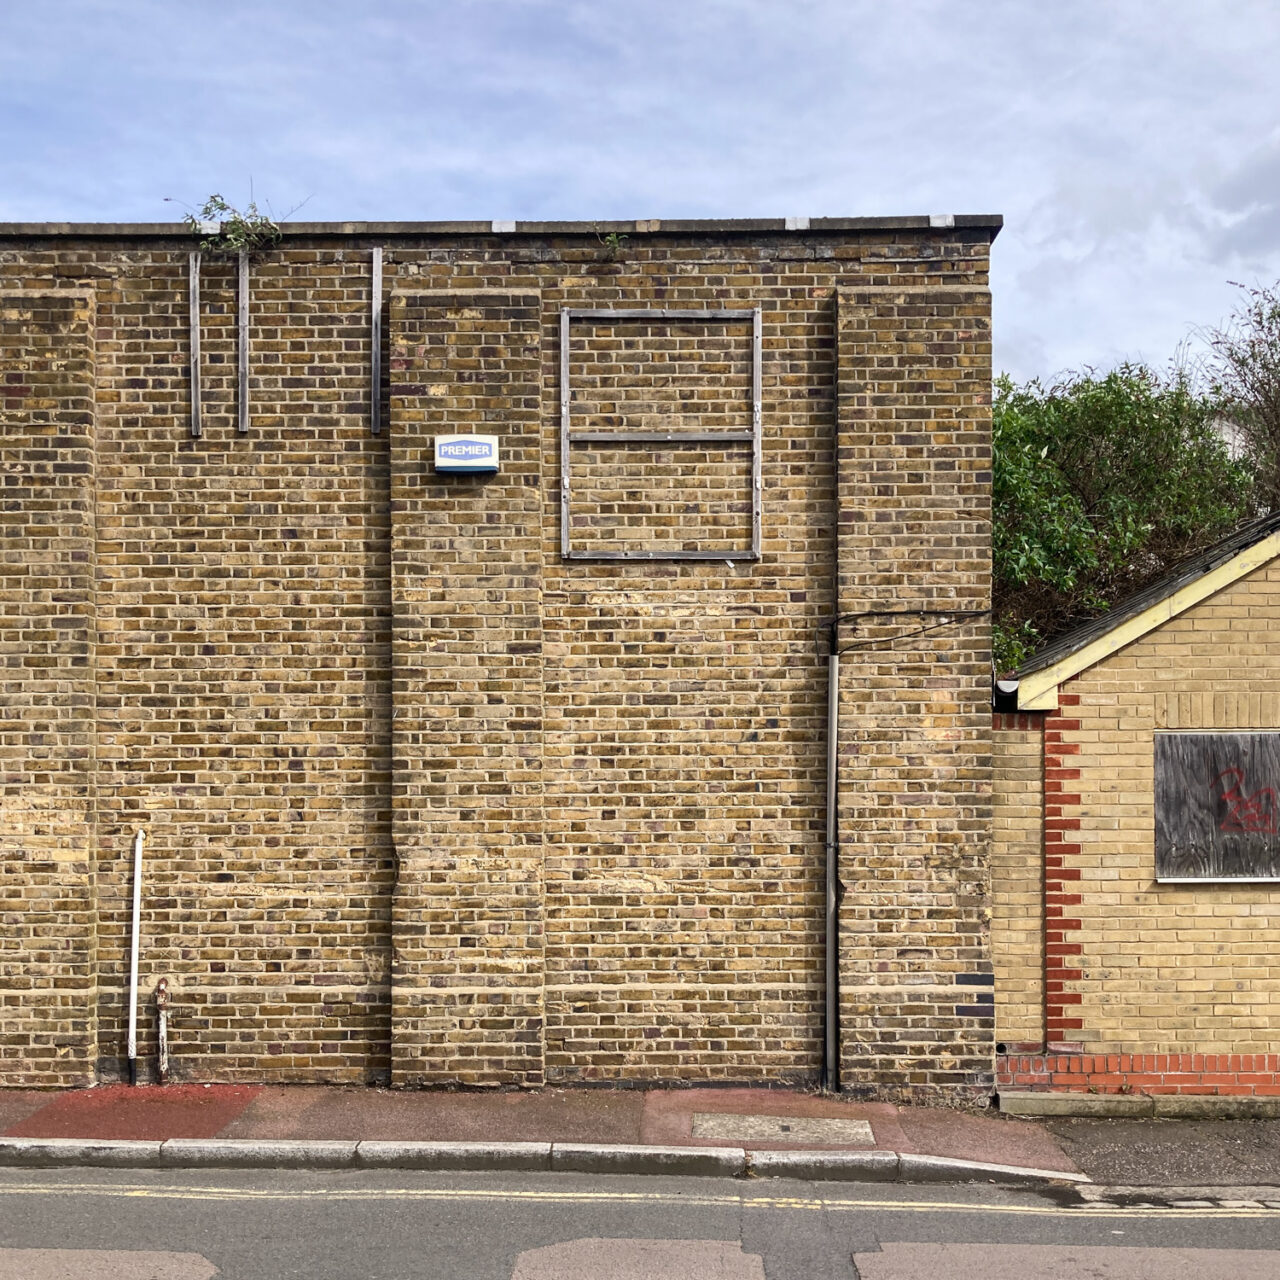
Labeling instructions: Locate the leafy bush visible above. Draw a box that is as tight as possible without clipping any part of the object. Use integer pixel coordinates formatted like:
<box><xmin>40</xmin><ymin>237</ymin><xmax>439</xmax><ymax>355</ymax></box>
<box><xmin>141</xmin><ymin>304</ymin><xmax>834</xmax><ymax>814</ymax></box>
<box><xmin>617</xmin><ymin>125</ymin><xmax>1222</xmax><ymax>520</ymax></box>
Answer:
<box><xmin>993</xmin><ymin>365</ymin><xmax>1252</xmax><ymax>672</ymax></box>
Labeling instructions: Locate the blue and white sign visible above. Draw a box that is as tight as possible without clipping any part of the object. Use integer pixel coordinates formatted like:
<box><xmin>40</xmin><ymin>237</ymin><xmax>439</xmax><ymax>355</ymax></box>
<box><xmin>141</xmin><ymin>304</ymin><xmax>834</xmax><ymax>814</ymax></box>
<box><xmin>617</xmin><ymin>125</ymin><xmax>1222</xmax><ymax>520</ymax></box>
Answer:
<box><xmin>434</xmin><ymin>434</ymin><xmax>500</xmax><ymax>474</ymax></box>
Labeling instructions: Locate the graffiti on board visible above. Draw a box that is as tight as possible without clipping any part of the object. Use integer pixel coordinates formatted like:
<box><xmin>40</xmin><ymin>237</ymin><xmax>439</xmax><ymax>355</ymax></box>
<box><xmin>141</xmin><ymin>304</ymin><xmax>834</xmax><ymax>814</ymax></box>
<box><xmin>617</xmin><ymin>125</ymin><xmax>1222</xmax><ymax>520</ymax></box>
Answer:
<box><xmin>1155</xmin><ymin>732</ymin><xmax>1280</xmax><ymax>880</ymax></box>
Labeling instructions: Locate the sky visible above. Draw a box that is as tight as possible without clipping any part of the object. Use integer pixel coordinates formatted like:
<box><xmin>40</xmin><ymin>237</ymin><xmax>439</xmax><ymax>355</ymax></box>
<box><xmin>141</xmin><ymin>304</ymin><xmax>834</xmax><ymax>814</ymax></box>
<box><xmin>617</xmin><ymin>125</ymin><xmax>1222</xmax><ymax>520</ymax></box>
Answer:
<box><xmin>3</xmin><ymin>0</ymin><xmax>1279</xmax><ymax>381</ymax></box>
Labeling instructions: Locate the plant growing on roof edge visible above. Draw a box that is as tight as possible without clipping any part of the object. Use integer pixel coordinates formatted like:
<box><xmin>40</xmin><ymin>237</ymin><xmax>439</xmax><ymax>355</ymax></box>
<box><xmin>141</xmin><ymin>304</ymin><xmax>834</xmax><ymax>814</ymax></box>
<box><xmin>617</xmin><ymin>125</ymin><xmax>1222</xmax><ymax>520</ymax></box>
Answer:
<box><xmin>173</xmin><ymin>193</ymin><xmax>283</xmax><ymax>256</ymax></box>
<box><xmin>596</xmin><ymin>230</ymin><xmax>629</xmax><ymax>262</ymax></box>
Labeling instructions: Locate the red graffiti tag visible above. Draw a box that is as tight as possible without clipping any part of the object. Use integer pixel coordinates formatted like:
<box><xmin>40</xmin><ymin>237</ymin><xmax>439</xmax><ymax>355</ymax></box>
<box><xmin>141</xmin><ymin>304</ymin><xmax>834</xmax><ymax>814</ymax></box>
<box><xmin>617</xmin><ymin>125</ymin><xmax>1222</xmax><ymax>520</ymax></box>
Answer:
<box><xmin>1212</xmin><ymin>767</ymin><xmax>1276</xmax><ymax>834</ymax></box>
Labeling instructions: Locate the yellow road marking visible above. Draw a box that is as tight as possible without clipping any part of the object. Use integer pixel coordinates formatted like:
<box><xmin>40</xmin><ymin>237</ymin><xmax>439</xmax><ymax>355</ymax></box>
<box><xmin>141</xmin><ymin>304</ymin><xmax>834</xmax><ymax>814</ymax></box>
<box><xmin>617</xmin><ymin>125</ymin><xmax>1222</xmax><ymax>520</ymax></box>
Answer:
<box><xmin>0</xmin><ymin>1182</ymin><xmax>1274</xmax><ymax>1218</ymax></box>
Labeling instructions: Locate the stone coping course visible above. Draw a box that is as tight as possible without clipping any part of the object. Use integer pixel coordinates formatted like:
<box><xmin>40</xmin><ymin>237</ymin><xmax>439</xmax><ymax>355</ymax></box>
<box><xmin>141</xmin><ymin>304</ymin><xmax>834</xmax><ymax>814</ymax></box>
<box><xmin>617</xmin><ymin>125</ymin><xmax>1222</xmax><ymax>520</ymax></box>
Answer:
<box><xmin>0</xmin><ymin>215</ymin><xmax>1004</xmax><ymax>240</ymax></box>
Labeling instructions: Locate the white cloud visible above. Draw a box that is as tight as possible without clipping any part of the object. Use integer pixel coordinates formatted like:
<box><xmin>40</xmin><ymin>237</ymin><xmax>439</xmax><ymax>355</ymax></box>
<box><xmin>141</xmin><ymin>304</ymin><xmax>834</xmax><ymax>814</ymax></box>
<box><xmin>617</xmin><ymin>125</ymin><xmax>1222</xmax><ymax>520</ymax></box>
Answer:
<box><xmin>3</xmin><ymin>0</ymin><xmax>1280</xmax><ymax>378</ymax></box>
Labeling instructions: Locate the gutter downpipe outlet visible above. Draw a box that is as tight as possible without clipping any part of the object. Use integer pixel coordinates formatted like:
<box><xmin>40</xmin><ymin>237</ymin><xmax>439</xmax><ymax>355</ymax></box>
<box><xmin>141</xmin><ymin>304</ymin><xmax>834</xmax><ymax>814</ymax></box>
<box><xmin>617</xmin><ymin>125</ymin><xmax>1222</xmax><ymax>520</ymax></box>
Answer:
<box><xmin>823</xmin><ymin>630</ymin><xmax>840</xmax><ymax>1093</ymax></box>
<box><xmin>127</xmin><ymin>828</ymin><xmax>145</xmax><ymax>1086</ymax></box>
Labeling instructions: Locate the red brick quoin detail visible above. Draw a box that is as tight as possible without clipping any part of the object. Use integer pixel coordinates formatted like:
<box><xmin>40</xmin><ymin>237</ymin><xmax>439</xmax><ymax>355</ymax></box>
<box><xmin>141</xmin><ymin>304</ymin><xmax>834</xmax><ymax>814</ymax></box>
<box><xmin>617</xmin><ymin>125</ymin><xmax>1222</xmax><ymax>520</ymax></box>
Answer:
<box><xmin>997</xmin><ymin>1052</ymin><xmax>1280</xmax><ymax>1097</ymax></box>
<box><xmin>1043</xmin><ymin>693</ymin><xmax>1083</xmax><ymax>1047</ymax></box>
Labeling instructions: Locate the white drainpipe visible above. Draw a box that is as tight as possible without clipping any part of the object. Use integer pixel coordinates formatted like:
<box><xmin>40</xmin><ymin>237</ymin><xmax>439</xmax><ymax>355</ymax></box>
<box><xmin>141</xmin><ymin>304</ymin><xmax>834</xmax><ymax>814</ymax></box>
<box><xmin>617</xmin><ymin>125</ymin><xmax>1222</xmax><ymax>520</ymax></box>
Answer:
<box><xmin>127</xmin><ymin>828</ymin><xmax>145</xmax><ymax>1085</ymax></box>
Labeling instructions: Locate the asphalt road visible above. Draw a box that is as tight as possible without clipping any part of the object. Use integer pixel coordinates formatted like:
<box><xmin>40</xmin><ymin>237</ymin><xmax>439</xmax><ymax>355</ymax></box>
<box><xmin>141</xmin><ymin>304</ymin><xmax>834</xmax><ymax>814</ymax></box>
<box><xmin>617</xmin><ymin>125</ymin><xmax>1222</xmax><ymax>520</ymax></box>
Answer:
<box><xmin>2</xmin><ymin>1168</ymin><xmax>1280</xmax><ymax>1279</ymax></box>
<box><xmin>1047</xmin><ymin>1116</ymin><xmax>1280</xmax><ymax>1186</ymax></box>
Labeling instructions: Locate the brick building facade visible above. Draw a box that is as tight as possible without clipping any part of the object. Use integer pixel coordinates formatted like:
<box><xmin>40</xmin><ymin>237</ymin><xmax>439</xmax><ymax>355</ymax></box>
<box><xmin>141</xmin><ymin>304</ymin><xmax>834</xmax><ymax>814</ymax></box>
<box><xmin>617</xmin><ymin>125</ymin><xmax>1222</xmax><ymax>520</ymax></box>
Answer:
<box><xmin>1</xmin><ymin>217</ymin><xmax>998</xmax><ymax>1097</ymax></box>
<box><xmin>993</xmin><ymin>517</ymin><xmax>1280</xmax><ymax>1104</ymax></box>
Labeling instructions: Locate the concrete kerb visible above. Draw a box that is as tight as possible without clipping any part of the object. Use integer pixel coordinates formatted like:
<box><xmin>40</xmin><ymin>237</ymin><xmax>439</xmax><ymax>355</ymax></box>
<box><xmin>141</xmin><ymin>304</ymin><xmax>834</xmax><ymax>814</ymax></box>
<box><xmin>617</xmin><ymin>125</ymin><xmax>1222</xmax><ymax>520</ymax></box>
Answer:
<box><xmin>0</xmin><ymin>1137</ymin><xmax>164</xmax><ymax>1168</ymax></box>
<box><xmin>358</xmin><ymin>1141</ymin><xmax>553</xmax><ymax>1172</ymax></box>
<box><xmin>1151</xmin><ymin>1095</ymin><xmax>1280</xmax><ymax>1120</ymax></box>
<box><xmin>747</xmin><ymin>1150</ymin><xmax>899</xmax><ymax>1182</ymax></box>
<box><xmin>0</xmin><ymin>1137</ymin><xmax>1088</xmax><ymax>1184</ymax></box>
<box><xmin>999</xmin><ymin>1091</ymin><xmax>1280</xmax><ymax>1120</ymax></box>
<box><xmin>550</xmin><ymin>1143</ymin><xmax>747</xmax><ymax>1178</ymax></box>
<box><xmin>999</xmin><ymin>1092</ymin><xmax>1156</xmax><ymax>1118</ymax></box>
<box><xmin>160</xmin><ymin>1139</ymin><xmax>359</xmax><ymax>1168</ymax></box>
<box><xmin>896</xmin><ymin>1153</ymin><xmax>1090</xmax><ymax>1186</ymax></box>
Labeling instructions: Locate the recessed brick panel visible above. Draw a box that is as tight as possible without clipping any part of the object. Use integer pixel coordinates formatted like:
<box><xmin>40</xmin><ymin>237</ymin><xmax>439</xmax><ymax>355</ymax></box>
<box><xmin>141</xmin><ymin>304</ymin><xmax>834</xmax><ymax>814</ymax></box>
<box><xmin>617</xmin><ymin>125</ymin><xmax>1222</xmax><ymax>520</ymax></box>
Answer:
<box><xmin>0</xmin><ymin>290</ymin><xmax>98</xmax><ymax>1085</ymax></box>
<box><xmin>389</xmin><ymin>289</ymin><xmax>546</xmax><ymax>1086</ymax></box>
<box><xmin>568</xmin><ymin>439</ymin><xmax>753</xmax><ymax>553</ymax></box>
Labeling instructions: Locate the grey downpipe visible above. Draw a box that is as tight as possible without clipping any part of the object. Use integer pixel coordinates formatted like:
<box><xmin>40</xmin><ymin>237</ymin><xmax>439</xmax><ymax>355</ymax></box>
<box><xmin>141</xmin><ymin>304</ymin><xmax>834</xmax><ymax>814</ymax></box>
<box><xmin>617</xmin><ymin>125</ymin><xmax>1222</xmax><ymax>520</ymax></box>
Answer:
<box><xmin>823</xmin><ymin>638</ymin><xmax>840</xmax><ymax>1092</ymax></box>
<box><xmin>824</xmin><ymin>370</ymin><xmax>842</xmax><ymax>1092</ymax></box>
<box><xmin>127</xmin><ymin>828</ymin><xmax>145</xmax><ymax>1086</ymax></box>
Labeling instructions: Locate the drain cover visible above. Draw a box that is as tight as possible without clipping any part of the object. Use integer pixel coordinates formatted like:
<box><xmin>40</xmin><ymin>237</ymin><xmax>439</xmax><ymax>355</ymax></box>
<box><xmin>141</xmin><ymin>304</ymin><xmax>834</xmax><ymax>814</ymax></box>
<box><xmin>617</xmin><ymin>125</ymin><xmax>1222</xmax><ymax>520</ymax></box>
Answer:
<box><xmin>690</xmin><ymin>1113</ymin><xmax>875</xmax><ymax>1145</ymax></box>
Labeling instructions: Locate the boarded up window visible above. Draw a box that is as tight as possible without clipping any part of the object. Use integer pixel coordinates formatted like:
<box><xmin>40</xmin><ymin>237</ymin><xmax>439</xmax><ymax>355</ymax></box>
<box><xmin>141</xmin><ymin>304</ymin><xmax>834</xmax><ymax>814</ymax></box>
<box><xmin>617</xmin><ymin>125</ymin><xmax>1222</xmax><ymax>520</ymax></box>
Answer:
<box><xmin>559</xmin><ymin>308</ymin><xmax>761</xmax><ymax>560</ymax></box>
<box><xmin>1154</xmin><ymin>731</ymin><xmax>1280</xmax><ymax>880</ymax></box>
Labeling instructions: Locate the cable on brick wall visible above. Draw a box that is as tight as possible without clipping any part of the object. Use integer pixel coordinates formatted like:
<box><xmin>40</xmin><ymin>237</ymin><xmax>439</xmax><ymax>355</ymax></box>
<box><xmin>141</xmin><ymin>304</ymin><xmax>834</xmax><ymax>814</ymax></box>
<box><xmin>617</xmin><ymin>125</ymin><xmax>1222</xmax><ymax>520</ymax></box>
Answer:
<box><xmin>820</xmin><ymin>608</ymin><xmax>990</xmax><ymax>657</ymax></box>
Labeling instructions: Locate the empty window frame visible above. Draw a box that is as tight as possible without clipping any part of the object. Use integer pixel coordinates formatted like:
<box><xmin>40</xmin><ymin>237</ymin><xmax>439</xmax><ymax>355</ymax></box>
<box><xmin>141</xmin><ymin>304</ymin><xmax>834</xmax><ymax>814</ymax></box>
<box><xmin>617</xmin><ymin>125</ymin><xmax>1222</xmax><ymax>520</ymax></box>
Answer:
<box><xmin>559</xmin><ymin>308</ymin><xmax>762</xmax><ymax>561</ymax></box>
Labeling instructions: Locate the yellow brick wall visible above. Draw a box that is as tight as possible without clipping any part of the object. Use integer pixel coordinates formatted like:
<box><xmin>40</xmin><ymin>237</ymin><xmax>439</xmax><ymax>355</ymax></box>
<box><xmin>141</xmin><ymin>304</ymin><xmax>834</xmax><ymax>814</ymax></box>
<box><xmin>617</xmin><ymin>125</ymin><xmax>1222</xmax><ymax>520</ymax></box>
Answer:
<box><xmin>0</xmin><ymin>291</ymin><xmax>99</xmax><ymax>1086</ymax></box>
<box><xmin>834</xmin><ymin>288</ymin><xmax>994</xmax><ymax>1094</ymax></box>
<box><xmin>990</xmin><ymin>724</ymin><xmax>1043</xmax><ymax>1045</ymax></box>
<box><xmin>1058</xmin><ymin>559</ymin><xmax>1280</xmax><ymax>1054</ymax></box>
<box><xmin>1</xmin><ymin>222</ymin><xmax>996</xmax><ymax>1092</ymax></box>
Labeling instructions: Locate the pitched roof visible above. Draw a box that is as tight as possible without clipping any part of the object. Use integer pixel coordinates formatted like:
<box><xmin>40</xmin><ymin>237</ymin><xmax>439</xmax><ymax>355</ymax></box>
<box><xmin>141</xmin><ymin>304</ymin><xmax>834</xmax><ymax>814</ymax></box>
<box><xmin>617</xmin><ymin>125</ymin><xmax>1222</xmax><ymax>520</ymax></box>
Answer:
<box><xmin>1011</xmin><ymin>509</ymin><xmax>1280</xmax><ymax>711</ymax></box>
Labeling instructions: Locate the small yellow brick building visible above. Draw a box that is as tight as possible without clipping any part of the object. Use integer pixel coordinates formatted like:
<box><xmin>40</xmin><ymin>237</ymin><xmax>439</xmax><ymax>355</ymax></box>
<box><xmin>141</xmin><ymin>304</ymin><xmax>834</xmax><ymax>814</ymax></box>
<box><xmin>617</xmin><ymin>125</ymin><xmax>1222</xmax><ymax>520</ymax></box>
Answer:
<box><xmin>994</xmin><ymin>514</ymin><xmax>1280</xmax><ymax>1103</ymax></box>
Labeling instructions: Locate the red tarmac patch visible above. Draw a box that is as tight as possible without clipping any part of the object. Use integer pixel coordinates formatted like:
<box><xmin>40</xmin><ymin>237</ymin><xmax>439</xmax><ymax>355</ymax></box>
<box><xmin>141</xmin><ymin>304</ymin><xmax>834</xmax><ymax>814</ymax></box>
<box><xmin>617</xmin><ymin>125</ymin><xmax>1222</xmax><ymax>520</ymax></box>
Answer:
<box><xmin>4</xmin><ymin>1084</ymin><xmax>261</xmax><ymax>1140</ymax></box>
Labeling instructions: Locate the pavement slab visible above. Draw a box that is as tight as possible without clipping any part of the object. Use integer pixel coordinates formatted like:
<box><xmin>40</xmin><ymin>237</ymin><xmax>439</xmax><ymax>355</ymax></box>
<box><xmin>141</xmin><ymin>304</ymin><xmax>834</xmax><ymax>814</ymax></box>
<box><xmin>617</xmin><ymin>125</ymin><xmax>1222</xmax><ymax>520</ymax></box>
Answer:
<box><xmin>639</xmin><ymin>1088</ymin><xmax>900</xmax><ymax>1149</ymax></box>
<box><xmin>691</xmin><ymin>1113</ymin><xmax>875</xmax><ymax>1146</ymax></box>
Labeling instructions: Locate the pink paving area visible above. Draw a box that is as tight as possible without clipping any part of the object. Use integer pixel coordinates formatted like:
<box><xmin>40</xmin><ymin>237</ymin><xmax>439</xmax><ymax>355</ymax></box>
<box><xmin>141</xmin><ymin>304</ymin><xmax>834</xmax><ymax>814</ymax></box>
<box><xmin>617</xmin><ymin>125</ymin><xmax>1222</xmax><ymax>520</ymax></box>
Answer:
<box><xmin>219</xmin><ymin>1085</ymin><xmax>646</xmax><ymax>1143</ymax></box>
<box><xmin>892</xmin><ymin>1106</ymin><xmax>1079</xmax><ymax>1172</ymax></box>
<box><xmin>4</xmin><ymin>1084</ymin><xmax>261</xmax><ymax>1140</ymax></box>
<box><xmin>0</xmin><ymin>1092</ymin><xmax>53</xmax><ymax>1135</ymax></box>
<box><xmin>640</xmin><ymin>1088</ymin><xmax>1079</xmax><ymax>1170</ymax></box>
<box><xmin>0</xmin><ymin>1083</ymin><xmax>1079</xmax><ymax>1173</ymax></box>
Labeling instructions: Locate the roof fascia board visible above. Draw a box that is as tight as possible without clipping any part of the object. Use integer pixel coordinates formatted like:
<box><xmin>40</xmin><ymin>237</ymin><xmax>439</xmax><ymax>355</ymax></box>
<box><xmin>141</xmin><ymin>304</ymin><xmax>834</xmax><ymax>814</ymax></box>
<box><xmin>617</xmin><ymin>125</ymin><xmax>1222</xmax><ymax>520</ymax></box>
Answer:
<box><xmin>1018</xmin><ymin>527</ymin><xmax>1280</xmax><ymax>711</ymax></box>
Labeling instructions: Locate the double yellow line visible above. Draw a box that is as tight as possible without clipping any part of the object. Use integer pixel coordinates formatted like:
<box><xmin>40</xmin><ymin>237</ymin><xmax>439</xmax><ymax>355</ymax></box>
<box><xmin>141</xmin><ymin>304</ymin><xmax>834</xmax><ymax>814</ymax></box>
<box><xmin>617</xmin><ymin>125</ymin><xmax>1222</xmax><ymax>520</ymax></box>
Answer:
<box><xmin>0</xmin><ymin>1182</ymin><xmax>1275</xmax><ymax>1219</ymax></box>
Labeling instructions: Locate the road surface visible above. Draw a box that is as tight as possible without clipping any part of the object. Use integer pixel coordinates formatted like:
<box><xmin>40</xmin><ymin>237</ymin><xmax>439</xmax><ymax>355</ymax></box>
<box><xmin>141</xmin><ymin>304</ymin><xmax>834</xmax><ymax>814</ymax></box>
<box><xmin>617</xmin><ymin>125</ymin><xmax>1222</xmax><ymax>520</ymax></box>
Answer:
<box><xmin>2</xmin><ymin>1167</ymin><xmax>1279</xmax><ymax>1278</ymax></box>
